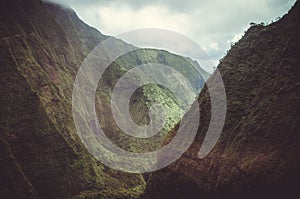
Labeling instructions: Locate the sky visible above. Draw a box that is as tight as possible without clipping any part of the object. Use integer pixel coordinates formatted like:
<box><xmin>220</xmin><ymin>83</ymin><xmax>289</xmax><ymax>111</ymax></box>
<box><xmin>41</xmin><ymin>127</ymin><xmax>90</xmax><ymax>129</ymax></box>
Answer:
<box><xmin>48</xmin><ymin>0</ymin><xmax>296</xmax><ymax>73</ymax></box>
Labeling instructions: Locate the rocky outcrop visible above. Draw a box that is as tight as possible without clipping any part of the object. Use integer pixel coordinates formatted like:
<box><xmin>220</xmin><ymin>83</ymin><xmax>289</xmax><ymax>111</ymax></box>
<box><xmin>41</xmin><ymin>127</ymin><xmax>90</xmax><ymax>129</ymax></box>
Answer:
<box><xmin>143</xmin><ymin>1</ymin><xmax>300</xmax><ymax>199</ymax></box>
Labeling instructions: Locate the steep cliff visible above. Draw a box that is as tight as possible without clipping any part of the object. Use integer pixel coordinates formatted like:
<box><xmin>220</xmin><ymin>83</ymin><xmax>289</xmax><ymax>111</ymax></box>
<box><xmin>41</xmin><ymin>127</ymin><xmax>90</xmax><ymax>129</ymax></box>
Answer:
<box><xmin>0</xmin><ymin>0</ymin><xmax>207</xmax><ymax>198</ymax></box>
<box><xmin>0</xmin><ymin>0</ymin><xmax>143</xmax><ymax>198</ymax></box>
<box><xmin>144</xmin><ymin>1</ymin><xmax>300</xmax><ymax>199</ymax></box>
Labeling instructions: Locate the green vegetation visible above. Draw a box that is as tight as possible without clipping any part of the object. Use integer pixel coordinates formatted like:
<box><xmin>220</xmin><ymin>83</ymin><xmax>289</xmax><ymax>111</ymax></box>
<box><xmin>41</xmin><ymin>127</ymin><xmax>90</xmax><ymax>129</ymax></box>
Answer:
<box><xmin>95</xmin><ymin>49</ymin><xmax>205</xmax><ymax>153</ymax></box>
<box><xmin>0</xmin><ymin>0</ymin><xmax>207</xmax><ymax>198</ymax></box>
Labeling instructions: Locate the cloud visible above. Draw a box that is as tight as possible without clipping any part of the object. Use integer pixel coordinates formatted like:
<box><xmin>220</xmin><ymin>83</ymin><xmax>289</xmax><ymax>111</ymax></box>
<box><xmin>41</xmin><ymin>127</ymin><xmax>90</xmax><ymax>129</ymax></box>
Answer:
<box><xmin>47</xmin><ymin>0</ymin><xmax>296</xmax><ymax>73</ymax></box>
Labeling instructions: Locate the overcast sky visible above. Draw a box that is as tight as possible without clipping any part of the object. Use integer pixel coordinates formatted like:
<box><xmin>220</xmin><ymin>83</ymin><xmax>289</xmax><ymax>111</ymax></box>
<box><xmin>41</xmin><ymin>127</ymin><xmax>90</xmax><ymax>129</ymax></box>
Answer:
<box><xmin>49</xmin><ymin>0</ymin><xmax>296</xmax><ymax>73</ymax></box>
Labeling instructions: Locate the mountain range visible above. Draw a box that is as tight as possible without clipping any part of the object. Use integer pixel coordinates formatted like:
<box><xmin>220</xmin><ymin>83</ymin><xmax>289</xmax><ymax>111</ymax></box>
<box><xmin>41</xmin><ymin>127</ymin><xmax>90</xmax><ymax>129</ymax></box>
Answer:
<box><xmin>0</xmin><ymin>0</ymin><xmax>299</xmax><ymax>199</ymax></box>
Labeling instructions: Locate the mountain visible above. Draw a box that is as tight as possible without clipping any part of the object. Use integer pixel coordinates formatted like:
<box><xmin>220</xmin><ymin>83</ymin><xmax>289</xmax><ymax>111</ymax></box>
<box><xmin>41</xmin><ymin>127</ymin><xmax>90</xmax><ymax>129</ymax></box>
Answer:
<box><xmin>0</xmin><ymin>0</ymin><xmax>207</xmax><ymax>198</ymax></box>
<box><xmin>143</xmin><ymin>1</ymin><xmax>300</xmax><ymax>199</ymax></box>
<box><xmin>95</xmin><ymin>48</ymin><xmax>206</xmax><ymax>154</ymax></box>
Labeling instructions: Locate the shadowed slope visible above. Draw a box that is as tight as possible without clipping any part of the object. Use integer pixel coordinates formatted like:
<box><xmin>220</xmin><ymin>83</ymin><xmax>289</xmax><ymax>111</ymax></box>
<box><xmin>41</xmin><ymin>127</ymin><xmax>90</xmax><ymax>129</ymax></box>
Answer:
<box><xmin>143</xmin><ymin>1</ymin><xmax>300</xmax><ymax>199</ymax></box>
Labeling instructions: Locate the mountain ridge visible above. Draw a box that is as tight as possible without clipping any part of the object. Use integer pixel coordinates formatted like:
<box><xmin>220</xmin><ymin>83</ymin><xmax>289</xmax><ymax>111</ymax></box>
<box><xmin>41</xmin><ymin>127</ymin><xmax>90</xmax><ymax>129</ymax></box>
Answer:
<box><xmin>0</xmin><ymin>0</ymin><xmax>208</xmax><ymax>198</ymax></box>
<box><xmin>143</xmin><ymin>1</ymin><xmax>300</xmax><ymax>198</ymax></box>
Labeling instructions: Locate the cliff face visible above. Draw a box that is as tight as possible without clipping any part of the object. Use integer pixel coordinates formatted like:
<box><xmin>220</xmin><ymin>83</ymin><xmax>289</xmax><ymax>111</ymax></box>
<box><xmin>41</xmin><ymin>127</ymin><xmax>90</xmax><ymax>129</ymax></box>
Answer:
<box><xmin>0</xmin><ymin>0</ymin><xmax>208</xmax><ymax>198</ymax></box>
<box><xmin>144</xmin><ymin>2</ymin><xmax>300</xmax><ymax>199</ymax></box>
<box><xmin>0</xmin><ymin>0</ymin><xmax>140</xmax><ymax>198</ymax></box>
